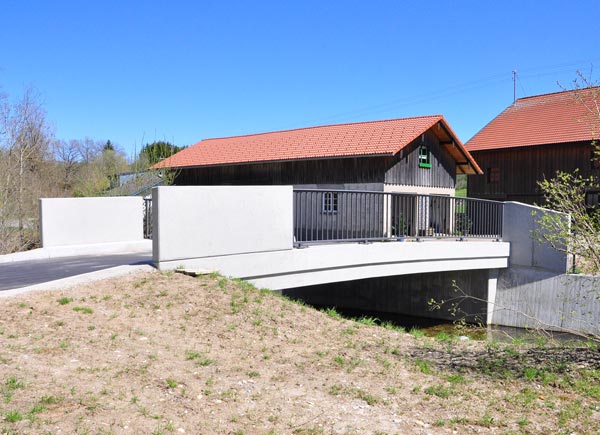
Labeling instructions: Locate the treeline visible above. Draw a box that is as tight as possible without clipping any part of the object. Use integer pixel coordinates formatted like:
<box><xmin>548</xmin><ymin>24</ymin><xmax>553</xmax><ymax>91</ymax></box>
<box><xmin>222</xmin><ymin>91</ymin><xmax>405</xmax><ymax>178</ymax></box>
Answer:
<box><xmin>0</xmin><ymin>87</ymin><xmax>181</xmax><ymax>254</ymax></box>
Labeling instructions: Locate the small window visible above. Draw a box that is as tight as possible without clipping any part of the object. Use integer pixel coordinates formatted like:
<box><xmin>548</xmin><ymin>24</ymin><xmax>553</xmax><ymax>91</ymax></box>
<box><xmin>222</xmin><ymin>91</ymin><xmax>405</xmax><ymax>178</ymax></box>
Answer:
<box><xmin>418</xmin><ymin>146</ymin><xmax>431</xmax><ymax>168</ymax></box>
<box><xmin>487</xmin><ymin>167</ymin><xmax>500</xmax><ymax>184</ymax></box>
<box><xmin>322</xmin><ymin>192</ymin><xmax>338</xmax><ymax>214</ymax></box>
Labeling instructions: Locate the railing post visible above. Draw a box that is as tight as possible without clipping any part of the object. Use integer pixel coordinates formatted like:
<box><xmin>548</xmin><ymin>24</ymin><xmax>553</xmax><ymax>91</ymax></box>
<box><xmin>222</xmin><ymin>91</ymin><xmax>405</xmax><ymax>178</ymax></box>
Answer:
<box><xmin>413</xmin><ymin>195</ymin><xmax>419</xmax><ymax>238</ymax></box>
<box><xmin>383</xmin><ymin>192</ymin><xmax>390</xmax><ymax>238</ymax></box>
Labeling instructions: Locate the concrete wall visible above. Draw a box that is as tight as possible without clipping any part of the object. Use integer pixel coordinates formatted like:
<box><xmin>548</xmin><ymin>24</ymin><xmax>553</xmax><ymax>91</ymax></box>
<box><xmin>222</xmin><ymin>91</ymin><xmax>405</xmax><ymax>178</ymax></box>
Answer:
<box><xmin>485</xmin><ymin>202</ymin><xmax>587</xmax><ymax>333</ymax></box>
<box><xmin>493</xmin><ymin>267</ymin><xmax>600</xmax><ymax>336</ymax></box>
<box><xmin>384</xmin><ymin>184</ymin><xmax>455</xmax><ymax>196</ymax></box>
<box><xmin>294</xmin><ymin>183</ymin><xmax>383</xmax><ymax>191</ymax></box>
<box><xmin>153</xmin><ymin>186</ymin><xmax>293</xmax><ymax>265</ymax></box>
<box><xmin>502</xmin><ymin>201</ymin><xmax>568</xmax><ymax>273</ymax></box>
<box><xmin>295</xmin><ymin>182</ymin><xmax>456</xmax><ymax>196</ymax></box>
<box><xmin>283</xmin><ymin>269</ymin><xmax>490</xmax><ymax>323</ymax></box>
<box><xmin>40</xmin><ymin>197</ymin><xmax>143</xmax><ymax>247</ymax></box>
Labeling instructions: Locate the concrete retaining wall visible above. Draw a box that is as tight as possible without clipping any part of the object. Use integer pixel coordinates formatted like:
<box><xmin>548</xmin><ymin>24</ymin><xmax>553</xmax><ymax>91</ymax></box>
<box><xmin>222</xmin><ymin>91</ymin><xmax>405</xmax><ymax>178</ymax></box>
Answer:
<box><xmin>493</xmin><ymin>267</ymin><xmax>600</xmax><ymax>336</ymax></box>
<box><xmin>502</xmin><ymin>202</ymin><xmax>568</xmax><ymax>273</ymax></box>
<box><xmin>40</xmin><ymin>197</ymin><xmax>143</xmax><ymax>247</ymax></box>
<box><xmin>153</xmin><ymin>186</ymin><xmax>293</xmax><ymax>266</ymax></box>
<box><xmin>485</xmin><ymin>202</ymin><xmax>595</xmax><ymax>334</ymax></box>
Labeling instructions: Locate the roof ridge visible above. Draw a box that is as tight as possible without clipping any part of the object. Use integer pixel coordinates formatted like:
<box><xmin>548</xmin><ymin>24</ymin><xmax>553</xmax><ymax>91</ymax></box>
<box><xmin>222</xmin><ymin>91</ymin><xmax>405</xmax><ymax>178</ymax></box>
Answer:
<box><xmin>466</xmin><ymin>86</ymin><xmax>600</xmax><ymax>145</ymax></box>
<box><xmin>201</xmin><ymin>114</ymin><xmax>444</xmax><ymax>142</ymax></box>
<box><xmin>516</xmin><ymin>86</ymin><xmax>600</xmax><ymax>103</ymax></box>
<box><xmin>465</xmin><ymin>86</ymin><xmax>599</xmax><ymax>151</ymax></box>
<box><xmin>152</xmin><ymin>114</ymin><xmax>482</xmax><ymax>174</ymax></box>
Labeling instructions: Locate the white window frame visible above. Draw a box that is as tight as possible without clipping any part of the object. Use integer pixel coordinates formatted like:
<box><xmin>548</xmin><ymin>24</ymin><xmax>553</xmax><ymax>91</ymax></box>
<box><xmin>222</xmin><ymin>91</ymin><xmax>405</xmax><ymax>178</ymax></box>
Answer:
<box><xmin>321</xmin><ymin>192</ymin><xmax>338</xmax><ymax>214</ymax></box>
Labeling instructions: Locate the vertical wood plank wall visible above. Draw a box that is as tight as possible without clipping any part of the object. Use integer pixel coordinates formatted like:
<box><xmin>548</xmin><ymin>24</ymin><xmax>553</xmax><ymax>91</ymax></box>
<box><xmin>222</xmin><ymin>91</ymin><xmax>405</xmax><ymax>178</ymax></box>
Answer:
<box><xmin>175</xmin><ymin>157</ymin><xmax>385</xmax><ymax>186</ymax></box>
<box><xmin>175</xmin><ymin>133</ymin><xmax>456</xmax><ymax>190</ymax></box>
<box><xmin>384</xmin><ymin>131</ymin><xmax>456</xmax><ymax>189</ymax></box>
<box><xmin>467</xmin><ymin>141</ymin><xmax>596</xmax><ymax>204</ymax></box>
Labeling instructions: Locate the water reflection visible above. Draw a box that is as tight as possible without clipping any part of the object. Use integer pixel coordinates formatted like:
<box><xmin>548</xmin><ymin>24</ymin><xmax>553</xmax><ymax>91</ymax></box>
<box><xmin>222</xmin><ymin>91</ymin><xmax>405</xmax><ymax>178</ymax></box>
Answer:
<box><xmin>319</xmin><ymin>306</ymin><xmax>590</xmax><ymax>344</ymax></box>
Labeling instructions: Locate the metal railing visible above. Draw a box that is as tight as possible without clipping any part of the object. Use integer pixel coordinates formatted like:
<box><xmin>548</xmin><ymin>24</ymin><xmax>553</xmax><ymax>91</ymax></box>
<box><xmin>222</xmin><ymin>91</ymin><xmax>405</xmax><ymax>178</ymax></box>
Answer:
<box><xmin>293</xmin><ymin>189</ymin><xmax>503</xmax><ymax>245</ymax></box>
<box><xmin>143</xmin><ymin>198</ymin><xmax>153</xmax><ymax>239</ymax></box>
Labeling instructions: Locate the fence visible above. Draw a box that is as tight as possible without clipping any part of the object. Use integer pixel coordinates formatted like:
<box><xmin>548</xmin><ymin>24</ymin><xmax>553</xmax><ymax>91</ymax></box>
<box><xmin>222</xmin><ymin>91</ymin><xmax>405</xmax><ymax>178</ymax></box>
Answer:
<box><xmin>144</xmin><ymin>189</ymin><xmax>504</xmax><ymax>245</ymax></box>
<box><xmin>143</xmin><ymin>198</ymin><xmax>153</xmax><ymax>239</ymax></box>
<box><xmin>293</xmin><ymin>189</ymin><xmax>503</xmax><ymax>245</ymax></box>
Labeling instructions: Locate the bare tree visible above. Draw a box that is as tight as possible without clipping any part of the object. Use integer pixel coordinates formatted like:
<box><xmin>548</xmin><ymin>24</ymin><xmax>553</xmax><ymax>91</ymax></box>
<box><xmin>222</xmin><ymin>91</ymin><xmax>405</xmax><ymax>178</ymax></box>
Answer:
<box><xmin>52</xmin><ymin>139</ymin><xmax>81</xmax><ymax>193</ymax></box>
<box><xmin>75</xmin><ymin>137</ymin><xmax>102</xmax><ymax>164</ymax></box>
<box><xmin>0</xmin><ymin>87</ymin><xmax>134</xmax><ymax>254</ymax></box>
<box><xmin>568</xmin><ymin>71</ymin><xmax>600</xmax><ymax>139</ymax></box>
<box><xmin>0</xmin><ymin>87</ymin><xmax>53</xmax><ymax>253</ymax></box>
<box><xmin>69</xmin><ymin>140</ymin><xmax>129</xmax><ymax>196</ymax></box>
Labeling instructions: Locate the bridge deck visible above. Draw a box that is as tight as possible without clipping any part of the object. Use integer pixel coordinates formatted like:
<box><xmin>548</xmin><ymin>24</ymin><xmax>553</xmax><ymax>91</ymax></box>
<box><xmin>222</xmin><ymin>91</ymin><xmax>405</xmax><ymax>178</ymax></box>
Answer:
<box><xmin>160</xmin><ymin>240</ymin><xmax>510</xmax><ymax>290</ymax></box>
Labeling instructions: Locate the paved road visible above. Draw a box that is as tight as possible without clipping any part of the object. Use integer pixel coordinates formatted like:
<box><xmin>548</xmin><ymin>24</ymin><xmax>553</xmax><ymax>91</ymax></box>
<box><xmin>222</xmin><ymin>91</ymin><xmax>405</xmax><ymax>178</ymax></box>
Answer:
<box><xmin>0</xmin><ymin>253</ymin><xmax>153</xmax><ymax>291</ymax></box>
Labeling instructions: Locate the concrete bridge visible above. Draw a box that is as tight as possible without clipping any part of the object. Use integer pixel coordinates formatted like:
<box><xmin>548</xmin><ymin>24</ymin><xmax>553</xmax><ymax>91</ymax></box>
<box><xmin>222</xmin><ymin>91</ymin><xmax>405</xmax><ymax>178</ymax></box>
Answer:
<box><xmin>30</xmin><ymin>186</ymin><xmax>582</xmax><ymax>332</ymax></box>
<box><xmin>151</xmin><ymin>186</ymin><xmax>564</xmax><ymax>279</ymax></box>
<box><xmin>151</xmin><ymin>186</ymin><xmax>567</xmax><ymax>325</ymax></box>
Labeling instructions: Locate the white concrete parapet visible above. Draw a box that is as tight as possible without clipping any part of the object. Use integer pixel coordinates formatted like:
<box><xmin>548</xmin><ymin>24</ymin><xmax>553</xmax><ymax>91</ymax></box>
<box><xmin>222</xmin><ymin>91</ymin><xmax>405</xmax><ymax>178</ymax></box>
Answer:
<box><xmin>40</xmin><ymin>197</ymin><xmax>144</xmax><ymax>247</ymax></box>
<box><xmin>152</xmin><ymin>186</ymin><xmax>509</xmax><ymax>289</ymax></box>
<box><xmin>152</xmin><ymin>186</ymin><xmax>293</xmax><ymax>266</ymax></box>
<box><xmin>502</xmin><ymin>201</ymin><xmax>568</xmax><ymax>273</ymax></box>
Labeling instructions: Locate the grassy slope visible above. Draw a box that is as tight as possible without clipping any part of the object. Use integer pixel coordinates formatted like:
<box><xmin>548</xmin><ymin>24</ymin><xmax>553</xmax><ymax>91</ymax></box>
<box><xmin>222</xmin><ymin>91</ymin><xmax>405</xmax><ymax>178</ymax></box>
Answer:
<box><xmin>0</xmin><ymin>272</ymin><xmax>599</xmax><ymax>434</ymax></box>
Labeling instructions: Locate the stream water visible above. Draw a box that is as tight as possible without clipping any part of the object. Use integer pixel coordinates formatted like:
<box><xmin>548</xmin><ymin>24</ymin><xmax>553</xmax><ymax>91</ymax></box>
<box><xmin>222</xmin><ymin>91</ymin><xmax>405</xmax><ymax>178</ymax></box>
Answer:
<box><xmin>323</xmin><ymin>306</ymin><xmax>591</xmax><ymax>345</ymax></box>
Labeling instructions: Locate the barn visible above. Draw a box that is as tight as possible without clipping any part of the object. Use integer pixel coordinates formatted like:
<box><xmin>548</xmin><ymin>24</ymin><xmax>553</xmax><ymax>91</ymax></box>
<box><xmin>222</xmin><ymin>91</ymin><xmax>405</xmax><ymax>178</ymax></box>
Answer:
<box><xmin>153</xmin><ymin>116</ymin><xmax>484</xmax><ymax>241</ymax></box>
<box><xmin>155</xmin><ymin>115</ymin><xmax>481</xmax><ymax>194</ymax></box>
<box><xmin>465</xmin><ymin>87</ymin><xmax>600</xmax><ymax>204</ymax></box>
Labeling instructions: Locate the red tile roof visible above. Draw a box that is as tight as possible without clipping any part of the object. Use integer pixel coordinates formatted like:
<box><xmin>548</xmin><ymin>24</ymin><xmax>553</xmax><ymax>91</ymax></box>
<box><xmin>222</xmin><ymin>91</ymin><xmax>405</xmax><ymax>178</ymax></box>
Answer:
<box><xmin>466</xmin><ymin>87</ymin><xmax>600</xmax><ymax>152</ymax></box>
<box><xmin>154</xmin><ymin>115</ymin><xmax>479</xmax><ymax>173</ymax></box>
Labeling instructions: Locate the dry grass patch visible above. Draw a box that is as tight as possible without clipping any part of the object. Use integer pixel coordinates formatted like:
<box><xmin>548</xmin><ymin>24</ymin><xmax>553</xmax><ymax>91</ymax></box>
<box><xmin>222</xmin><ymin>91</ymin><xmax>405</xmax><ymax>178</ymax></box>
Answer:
<box><xmin>0</xmin><ymin>271</ymin><xmax>598</xmax><ymax>434</ymax></box>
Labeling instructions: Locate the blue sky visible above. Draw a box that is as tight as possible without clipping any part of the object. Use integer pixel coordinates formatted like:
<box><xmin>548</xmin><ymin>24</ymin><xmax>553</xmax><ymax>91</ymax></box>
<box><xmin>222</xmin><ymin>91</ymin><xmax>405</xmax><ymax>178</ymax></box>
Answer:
<box><xmin>2</xmin><ymin>0</ymin><xmax>599</xmax><ymax>159</ymax></box>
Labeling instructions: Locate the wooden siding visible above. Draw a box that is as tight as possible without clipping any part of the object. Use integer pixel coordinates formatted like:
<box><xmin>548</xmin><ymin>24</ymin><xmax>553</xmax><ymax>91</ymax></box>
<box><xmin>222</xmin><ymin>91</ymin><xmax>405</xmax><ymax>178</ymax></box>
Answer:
<box><xmin>467</xmin><ymin>141</ymin><xmax>597</xmax><ymax>204</ymax></box>
<box><xmin>175</xmin><ymin>157</ymin><xmax>386</xmax><ymax>186</ymax></box>
<box><xmin>175</xmin><ymin>130</ymin><xmax>458</xmax><ymax>188</ymax></box>
<box><xmin>384</xmin><ymin>131</ymin><xmax>456</xmax><ymax>189</ymax></box>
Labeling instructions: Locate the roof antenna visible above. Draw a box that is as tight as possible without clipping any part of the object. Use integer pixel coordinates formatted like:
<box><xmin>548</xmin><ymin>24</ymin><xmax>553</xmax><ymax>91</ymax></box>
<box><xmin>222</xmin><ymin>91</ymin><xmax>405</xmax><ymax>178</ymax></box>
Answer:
<box><xmin>512</xmin><ymin>70</ymin><xmax>517</xmax><ymax>105</ymax></box>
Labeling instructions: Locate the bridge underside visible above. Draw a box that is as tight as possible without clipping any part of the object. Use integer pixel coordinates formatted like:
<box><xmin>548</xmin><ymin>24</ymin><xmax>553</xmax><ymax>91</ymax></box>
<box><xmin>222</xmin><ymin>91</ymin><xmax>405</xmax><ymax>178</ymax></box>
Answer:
<box><xmin>157</xmin><ymin>241</ymin><xmax>509</xmax><ymax>291</ymax></box>
<box><xmin>283</xmin><ymin>269</ymin><xmax>491</xmax><ymax>324</ymax></box>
